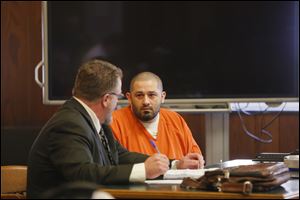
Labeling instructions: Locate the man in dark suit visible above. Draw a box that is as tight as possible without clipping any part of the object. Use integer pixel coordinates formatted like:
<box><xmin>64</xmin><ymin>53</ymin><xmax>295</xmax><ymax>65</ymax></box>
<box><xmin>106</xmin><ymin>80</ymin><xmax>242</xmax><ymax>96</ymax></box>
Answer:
<box><xmin>27</xmin><ymin>59</ymin><xmax>200</xmax><ymax>198</ymax></box>
<box><xmin>27</xmin><ymin>60</ymin><xmax>169</xmax><ymax>198</ymax></box>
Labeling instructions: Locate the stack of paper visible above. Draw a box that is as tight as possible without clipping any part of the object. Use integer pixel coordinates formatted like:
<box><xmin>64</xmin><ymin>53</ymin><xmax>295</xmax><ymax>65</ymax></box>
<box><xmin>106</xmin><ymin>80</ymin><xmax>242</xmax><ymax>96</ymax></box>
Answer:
<box><xmin>163</xmin><ymin>168</ymin><xmax>219</xmax><ymax>180</ymax></box>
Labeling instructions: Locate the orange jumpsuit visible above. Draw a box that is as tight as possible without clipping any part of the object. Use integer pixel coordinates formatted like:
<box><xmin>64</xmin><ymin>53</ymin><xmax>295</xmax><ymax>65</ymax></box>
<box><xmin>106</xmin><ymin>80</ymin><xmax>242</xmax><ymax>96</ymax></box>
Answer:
<box><xmin>110</xmin><ymin>106</ymin><xmax>202</xmax><ymax>160</ymax></box>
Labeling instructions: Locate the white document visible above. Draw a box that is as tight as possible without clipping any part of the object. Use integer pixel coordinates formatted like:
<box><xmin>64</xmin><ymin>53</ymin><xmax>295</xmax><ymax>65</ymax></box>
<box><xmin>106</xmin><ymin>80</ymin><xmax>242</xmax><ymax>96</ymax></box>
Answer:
<box><xmin>145</xmin><ymin>179</ymin><xmax>183</xmax><ymax>185</ymax></box>
<box><xmin>163</xmin><ymin>168</ymin><xmax>219</xmax><ymax>180</ymax></box>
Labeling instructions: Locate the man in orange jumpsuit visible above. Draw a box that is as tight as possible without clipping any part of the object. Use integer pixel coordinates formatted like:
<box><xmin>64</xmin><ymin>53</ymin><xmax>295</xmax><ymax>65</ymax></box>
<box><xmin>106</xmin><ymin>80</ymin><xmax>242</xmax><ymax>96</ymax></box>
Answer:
<box><xmin>110</xmin><ymin>72</ymin><xmax>205</xmax><ymax>168</ymax></box>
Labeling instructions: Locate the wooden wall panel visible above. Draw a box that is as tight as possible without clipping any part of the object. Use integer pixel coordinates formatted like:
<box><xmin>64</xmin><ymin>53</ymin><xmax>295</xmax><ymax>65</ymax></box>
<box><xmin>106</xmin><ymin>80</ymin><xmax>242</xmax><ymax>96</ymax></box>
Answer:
<box><xmin>181</xmin><ymin>113</ymin><xmax>206</xmax><ymax>157</ymax></box>
<box><xmin>279</xmin><ymin>114</ymin><xmax>299</xmax><ymax>152</ymax></box>
<box><xmin>230</xmin><ymin>113</ymin><xmax>299</xmax><ymax>160</ymax></box>
<box><xmin>230</xmin><ymin>114</ymin><xmax>257</xmax><ymax>159</ymax></box>
<box><xmin>1</xmin><ymin>1</ymin><xmax>59</xmax><ymax>127</ymax></box>
<box><xmin>255</xmin><ymin>115</ymin><xmax>280</xmax><ymax>154</ymax></box>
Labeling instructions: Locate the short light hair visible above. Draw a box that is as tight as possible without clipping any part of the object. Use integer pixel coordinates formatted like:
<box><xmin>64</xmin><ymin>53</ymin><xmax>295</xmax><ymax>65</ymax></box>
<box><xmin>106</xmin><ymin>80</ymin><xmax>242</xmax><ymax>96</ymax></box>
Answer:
<box><xmin>73</xmin><ymin>59</ymin><xmax>123</xmax><ymax>101</ymax></box>
<box><xmin>130</xmin><ymin>72</ymin><xmax>163</xmax><ymax>92</ymax></box>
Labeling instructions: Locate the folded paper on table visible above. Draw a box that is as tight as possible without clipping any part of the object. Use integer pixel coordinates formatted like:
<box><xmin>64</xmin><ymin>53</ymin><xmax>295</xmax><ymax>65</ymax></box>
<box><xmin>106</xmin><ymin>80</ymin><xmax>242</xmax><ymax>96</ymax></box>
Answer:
<box><xmin>163</xmin><ymin>168</ymin><xmax>219</xmax><ymax>180</ymax></box>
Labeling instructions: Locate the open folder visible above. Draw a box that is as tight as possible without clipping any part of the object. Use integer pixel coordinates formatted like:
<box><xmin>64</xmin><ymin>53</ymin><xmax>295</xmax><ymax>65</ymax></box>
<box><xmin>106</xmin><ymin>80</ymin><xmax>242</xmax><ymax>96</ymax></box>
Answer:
<box><xmin>145</xmin><ymin>168</ymin><xmax>219</xmax><ymax>185</ymax></box>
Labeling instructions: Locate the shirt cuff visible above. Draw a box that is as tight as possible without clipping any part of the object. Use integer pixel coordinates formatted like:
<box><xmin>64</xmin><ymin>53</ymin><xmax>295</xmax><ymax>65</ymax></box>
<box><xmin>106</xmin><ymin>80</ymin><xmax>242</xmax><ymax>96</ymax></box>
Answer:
<box><xmin>171</xmin><ymin>160</ymin><xmax>179</xmax><ymax>169</ymax></box>
<box><xmin>129</xmin><ymin>163</ymin><xmax>146</xmax><ymax>183</ymax></box>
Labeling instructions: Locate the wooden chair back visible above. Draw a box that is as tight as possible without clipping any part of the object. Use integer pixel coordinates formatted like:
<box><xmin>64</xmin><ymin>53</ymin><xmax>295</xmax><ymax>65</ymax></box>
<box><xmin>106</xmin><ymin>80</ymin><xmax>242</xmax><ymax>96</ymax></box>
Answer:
<box><xmin>1</xmin><ymin>165</ymin><xmax>27</xmax><ymax>199</ymax></box>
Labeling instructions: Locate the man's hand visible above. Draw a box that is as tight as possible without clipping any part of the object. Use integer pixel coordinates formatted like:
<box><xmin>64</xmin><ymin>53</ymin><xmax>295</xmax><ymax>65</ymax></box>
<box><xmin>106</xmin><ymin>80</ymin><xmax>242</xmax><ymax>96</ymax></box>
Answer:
<box><xmin>176</xmin><ymin>153</ymin><xmax>205</xmax><ymax>169</ymax></box>
<box><xmin>144</xmin><ymin>153</ymin><xmax>170</xmax><ymax>179</ymax></box>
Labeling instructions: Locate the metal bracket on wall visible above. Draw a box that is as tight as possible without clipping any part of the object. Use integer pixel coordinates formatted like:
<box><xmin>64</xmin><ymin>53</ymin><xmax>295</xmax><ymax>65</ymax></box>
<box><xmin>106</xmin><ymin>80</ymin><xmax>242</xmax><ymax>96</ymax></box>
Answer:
<box><xmin>34</xmin><ymin>60</ymin><xmax>44</xmax><ymax>88</ymax></box>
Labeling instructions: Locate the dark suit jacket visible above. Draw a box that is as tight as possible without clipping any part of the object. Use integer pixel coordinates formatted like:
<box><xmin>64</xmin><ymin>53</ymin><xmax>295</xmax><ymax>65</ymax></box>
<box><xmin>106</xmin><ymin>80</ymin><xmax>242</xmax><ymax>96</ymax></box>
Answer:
<box><xmin>27</xmin><ymin>98</ymin><xmax>149</xmax><ymax>198</ymax></box>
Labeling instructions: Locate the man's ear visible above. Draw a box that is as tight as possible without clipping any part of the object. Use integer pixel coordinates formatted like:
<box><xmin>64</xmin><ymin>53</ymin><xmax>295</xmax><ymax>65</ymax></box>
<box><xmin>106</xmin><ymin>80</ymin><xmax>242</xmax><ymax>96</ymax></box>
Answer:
<box><xmin>101</xmin><ymin>94</ymin><xmax>110</xmax><ymax>107</ymax></box>
<box><xmin>161</xmin><ymin>91</ymin><xmax>166</xmax><ymax>103</ymax></box>
<box><xmin>126</xmin><ymin>92</ymin><xmax>131</xmax><ymax>104</ymax></box>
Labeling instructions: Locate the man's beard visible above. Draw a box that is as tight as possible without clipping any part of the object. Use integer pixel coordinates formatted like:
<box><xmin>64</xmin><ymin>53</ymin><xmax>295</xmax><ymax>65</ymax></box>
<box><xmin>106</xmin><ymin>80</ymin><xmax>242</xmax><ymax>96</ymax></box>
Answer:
<box><xmin>140</xmin><ymin>111</ymin><xmax>155</xmax><ymax>121</ymax></box>
<box><xmin>134</xmin><ymin>106</ymin><xmax>159</xmax><ymax>122</ymax></box>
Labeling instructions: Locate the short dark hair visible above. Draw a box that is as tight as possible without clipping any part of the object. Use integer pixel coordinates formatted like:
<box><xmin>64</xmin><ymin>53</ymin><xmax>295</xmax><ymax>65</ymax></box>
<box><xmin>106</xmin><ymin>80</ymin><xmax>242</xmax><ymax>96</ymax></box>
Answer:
<box><xmin>73</xmin><ymin>59</ymin><xmax>123</xmax><ymax>102</ymax></box>
<box><xmin>130</xmin><ymin>72</ymin><xmax>163</xmax><ymax>92</ymax></box>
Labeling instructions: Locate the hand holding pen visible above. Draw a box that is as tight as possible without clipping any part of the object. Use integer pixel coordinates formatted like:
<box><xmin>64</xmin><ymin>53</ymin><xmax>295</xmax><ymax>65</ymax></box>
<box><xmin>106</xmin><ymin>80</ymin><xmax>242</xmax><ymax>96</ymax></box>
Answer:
<box><xmin>144</xmin><ymin>141</ymin><xmax>169</xmax><ymax>179</ymax></box>
<box><xmin>150</xmin><ymin>139</ymin><xmax>160</xmax><ymax>154</ymax></box>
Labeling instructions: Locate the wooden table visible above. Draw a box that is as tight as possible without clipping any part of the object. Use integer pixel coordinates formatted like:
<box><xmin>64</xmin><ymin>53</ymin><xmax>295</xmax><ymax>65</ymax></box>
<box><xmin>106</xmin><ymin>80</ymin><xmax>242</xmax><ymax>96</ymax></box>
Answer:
<box><xmin>102</xmin><ymin>179</ymin><xmax>298</xmax><ymax>199</ymax></box>
<box><xmin>102</xmin><ymin>160</ymin><xmax>299</xmax><ymax>199</ymax></box>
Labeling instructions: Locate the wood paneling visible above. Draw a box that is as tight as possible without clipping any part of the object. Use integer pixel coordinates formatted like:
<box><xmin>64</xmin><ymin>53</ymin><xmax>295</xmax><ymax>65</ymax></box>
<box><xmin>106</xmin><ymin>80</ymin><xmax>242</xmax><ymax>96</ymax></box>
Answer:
<box><xmin>1</xmin><ymin>1</ymin><xmax>59</xmax><ymax>127</ymax></box>
<box><xmin>230</xmin><ymin>113</ymin><xmax>299</xmax><ymax>159</ymax></box>
<box><xmin>279</xmin><ymin>114</ymin><xmax>299</xmax><ymax>152</ymax></box>
<box><xmin>181</xmin><ymin>113</ymin><xmax>206</xmax><ymax>157</ymax></box>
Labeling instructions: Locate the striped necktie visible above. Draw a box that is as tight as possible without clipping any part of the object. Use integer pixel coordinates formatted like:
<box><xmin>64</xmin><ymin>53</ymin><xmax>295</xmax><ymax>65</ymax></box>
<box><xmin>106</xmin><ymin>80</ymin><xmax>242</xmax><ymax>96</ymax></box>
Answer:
<box><xmin>99</xmin><ymin>128</ymin><xmax>115</xmax><ymax>165</ymax></box>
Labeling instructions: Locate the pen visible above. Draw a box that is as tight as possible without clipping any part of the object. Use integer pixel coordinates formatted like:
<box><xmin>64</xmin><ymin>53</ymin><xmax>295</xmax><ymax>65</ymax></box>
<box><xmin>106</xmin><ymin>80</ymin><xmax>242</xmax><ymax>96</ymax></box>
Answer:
<box><xmin>150</xmin><ymin>140</ymin><xmax>160</xmax><ymax>154</ymax></box>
